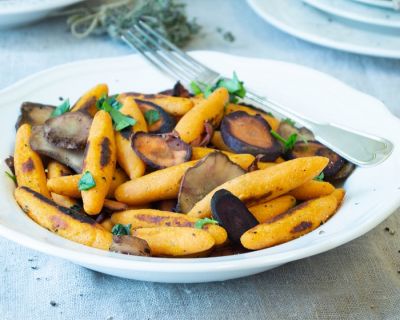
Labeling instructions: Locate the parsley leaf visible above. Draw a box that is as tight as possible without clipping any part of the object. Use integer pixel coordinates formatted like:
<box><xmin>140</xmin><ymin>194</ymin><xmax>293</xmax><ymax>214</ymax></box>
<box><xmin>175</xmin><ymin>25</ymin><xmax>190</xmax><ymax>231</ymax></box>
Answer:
<box><xmin>190</xmin><ymin>81</ymin><xmax>203</xmax><ymax>95</ymax></box>
<box><xmin>97</xmin><ymin>95</ymin><xmax>136</xmax><ymax>131</ymax></box>
<box><xmin>111</xmin><ymin>224</ymin><xmax>131</xmax><ymax>236</ymax></box>
<box><xmin>314</xmin><ymin>172</ymin><xmax>325</xmax><ymax>181</ymax></box>
<box><xmin>51</xmin><ymin>99</ymin><xmax>70</xmax><ymax>117</ymax></box>
<box><xmin>270</xmin><ymin>130</ymin><xmax>298</xmax><ymax>151</ymax></box>
<box><xmin>78</xmin><ymin>171</ymin><xmax>96</xmax><ymax>191</ymax></box>
<box><xmin>194</xmin><ymin>218</ymin><xmax>219</xmax><ymax>229</ymax></box>
<box><xmin>5</xmin><ymin>171</ymin><xmax>16</xmax><ymax>184</ymax></box>
<box><xmin>282</xmin><ymin>118</ymin><xmax>296</xmax><ymax>127</ymax></box>
<box><xmin>144</xmin><ymin>110</ymin><xmax>160</xmax><ymax>126</ymax></box>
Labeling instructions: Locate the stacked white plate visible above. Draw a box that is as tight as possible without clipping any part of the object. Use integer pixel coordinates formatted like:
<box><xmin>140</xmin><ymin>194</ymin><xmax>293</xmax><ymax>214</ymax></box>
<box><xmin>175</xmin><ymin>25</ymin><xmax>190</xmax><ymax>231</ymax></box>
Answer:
<box><xmin>247</xmin><ymin>0</ymin><xmax>400</xmax><ymax>58</ymax></box>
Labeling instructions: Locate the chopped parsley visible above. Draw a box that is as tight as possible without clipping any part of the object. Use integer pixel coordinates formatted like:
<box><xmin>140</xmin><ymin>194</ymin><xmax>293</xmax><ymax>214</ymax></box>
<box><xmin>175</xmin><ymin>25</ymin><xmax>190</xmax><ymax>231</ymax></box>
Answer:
<box><xmin>190</xmin><ymin>72</ymin><xmax>246</xmax><ymax>103</ymax></box>
<box><xmin>97</xmin><ymin>95</ymin><xmax>137</xmax><ymax>131</ymax></box>
<box><xmin>194</xmin><ymin>218</ymin><xmax>219</xmax><ymax>229</ymax></box>
<box><xmin>78</xmin><ymin>171</ymin><xmax>96</xmax><ymax>191</ymax></box>
<box><xmin>314</xmin><ymin>172</ymin><xmax>325</xmax><ymax>181</ymax></box>
<box><xmin>270</xmin><ymin>130</ymin><xmax>298</xmax><ymax>152</ymax></box>
<box><xmin>51</xmin><ymin>98</ymin><xmax>70</xmax><ymax>117</ymax></box>
<box><xmin>5</xmin><ymin>171</ymin><xmax>16</xmax><ymax>184</ymax></box>
<box><xmin>111</xmin><ymin>223</ymin><xmax>131</xmax><ymax>236</ymax></box>
<box><xmin>144</xmin><ymin>110</ymin><xmax>160</xmax><ymax>126</ymax></box>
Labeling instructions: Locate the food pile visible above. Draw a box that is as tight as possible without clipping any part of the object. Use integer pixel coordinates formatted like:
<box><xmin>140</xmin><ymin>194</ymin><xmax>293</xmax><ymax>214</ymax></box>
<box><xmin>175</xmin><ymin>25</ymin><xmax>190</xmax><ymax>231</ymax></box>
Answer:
<box><xmin>6</xmin><ymin>80</ymin><xmax>354</xmax><ymax>258</ymax></box>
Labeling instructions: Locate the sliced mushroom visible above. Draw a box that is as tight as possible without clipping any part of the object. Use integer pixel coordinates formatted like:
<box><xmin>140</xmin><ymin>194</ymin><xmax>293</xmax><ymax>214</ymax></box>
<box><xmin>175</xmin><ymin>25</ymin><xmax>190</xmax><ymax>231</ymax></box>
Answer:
<box><xmin>30</xmin><ymin>125</ymin><xmax>83</xmax><ymax>172</ymax></box>
<box><xmin>286</xmin><ymin>141</ymin><xmax>345</xmax><ymax>178</ymax></box>
<box><xmin>159</xmin><ymin>81</ymin><xmax>191</xmax><ymax>98</ymax></box>
<box><xmin>211</xmin><ymin>189</ymin><xmax>259</xmax><ymax>244</ymax></box>
<box><xmin>135</xmin><ymin>99</ymin><xmax>176</xmax><ymax>133</ymax></box>
<box><xmin>190</xmin><ymin>121</ymin><xmax>214</xmax><ymax>147</ymax></box>
<box><xmin>131</xmin><ymin>132</ymin><xmax>192</xmax><ymax>169</ymax></box>
<box><xmin>330</xmin><ymin>161</ymin><xmax>355</xmax><ymax>181</ymax></box>
<box><xmin>220</xmin><ymin>111</ymin><xmax>282</xmax><ymax>161</ymax></box>
<box><xmin>15</xmin><ymin>102</ymin><xmax>55</xmax><ymax>130</ymax></box>
<box><xmin>209</xmin><ymin>244</ymin><xmax>249</xmax><ymax>257</ymax></box>
<box><xmin>177</xmin><ymin>152</ymin><xmax>245</xmax><ymax>213</ymax></box>
<box><xmin>43</xmin><ymin>111</ymin><xmax>92</xmax><ymax>150</ymax></box>
<box><xmin>277</xmin><ymin>121</ymin><xmax>315</xmax><ymax>141</ymax></box>
<box><xmin>110</xmin><ymin>235</ymin><xmax>151</xmax><ymax>256</ymax></box>
<box><xmin>4</xmin><ymin>156</ymin><xmax>15</xmax><ymax>175</ymax></box>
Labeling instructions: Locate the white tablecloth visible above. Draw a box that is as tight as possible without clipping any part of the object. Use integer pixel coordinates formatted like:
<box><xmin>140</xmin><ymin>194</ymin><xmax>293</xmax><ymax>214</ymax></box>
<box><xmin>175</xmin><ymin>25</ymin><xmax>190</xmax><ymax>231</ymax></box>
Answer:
<box><xmin>1</xmin><ymin>1</ymin><xmax>399</xmax><ymax>319</ymax></box>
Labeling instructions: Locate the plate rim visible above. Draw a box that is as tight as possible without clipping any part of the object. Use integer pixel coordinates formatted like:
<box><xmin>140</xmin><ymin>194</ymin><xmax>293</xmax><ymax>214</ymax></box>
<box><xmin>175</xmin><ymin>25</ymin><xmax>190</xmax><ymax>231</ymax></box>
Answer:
<box><xmin>246</xmin><ymin>0</ymin><xmax>400</xmax><ymax>59</ymax></box>
<box><xmin>1</xmin><ymin>51</ymin><xmax>400</xmax><ymax>274</ymax></box>
<box><xmin>0</xmin><ymin>0</ymin><xmax>83</xmax><ymax>14</ymax></box>
<box><xmin>303</xmin><ymin>0</ymin><xmax>400</xmax><ymax>28</ymax></box>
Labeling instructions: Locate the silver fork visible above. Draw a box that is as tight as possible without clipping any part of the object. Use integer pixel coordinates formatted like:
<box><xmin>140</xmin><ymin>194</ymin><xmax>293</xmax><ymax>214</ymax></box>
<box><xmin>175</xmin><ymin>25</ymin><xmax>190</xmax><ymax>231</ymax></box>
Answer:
<box><xmin>120</xmin><ymin>21</ymin><xmax>393</xmax><ymax>167</ymax></box>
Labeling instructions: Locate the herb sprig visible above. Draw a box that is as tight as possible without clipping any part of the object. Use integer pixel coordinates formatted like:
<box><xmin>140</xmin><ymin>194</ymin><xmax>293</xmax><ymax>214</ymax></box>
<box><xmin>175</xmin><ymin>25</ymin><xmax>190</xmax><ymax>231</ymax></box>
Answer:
<box><xmin>314</xmin><ymin>172</ymin><xmax>325</xmax><ymax>181</ymax></box>
<box><xmin>78</xmin><ymin>171</ymin><xmax>96</xmax><ymax>191</ymax></box>
<box><xmin>5</xmin><ymin>171</ymin><xmax>16</xmax><ymax>184</ymax></box>
<box><xmin>51</xmin><ymin>99</ymin><xmax>70</xmax><ymax>117</ymax></box>
<box><xmin>194</xmin><ymin>218</ymin><xmax>219</xmax><ymax>229</ymax></box>
<box><xmin>97</xmin><ymin>95</ymin><xmax>137</xmax><ymax>131</ymax></box>
<box><xmin>144</xmin><ymin>110</ymin><xmax>160</xmax><ymax>126</ymax></box>
<box><xmin>270</xmin><ymin>130</ymin><xmax>298</xmax><ymax>152</ymax></box>
<box><xmin>112</xmin><ymin>224</ymin><xmax>131</xmax><ymax>236</ymax></box>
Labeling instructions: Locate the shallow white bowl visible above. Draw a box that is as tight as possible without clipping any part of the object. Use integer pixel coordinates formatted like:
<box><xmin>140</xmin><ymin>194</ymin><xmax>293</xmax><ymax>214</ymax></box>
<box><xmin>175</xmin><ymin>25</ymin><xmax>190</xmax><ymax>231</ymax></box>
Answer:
<box><xmin>0</xmin><ymin>52</ymin><xmax>399</xmax><ymax>283</ymax></box>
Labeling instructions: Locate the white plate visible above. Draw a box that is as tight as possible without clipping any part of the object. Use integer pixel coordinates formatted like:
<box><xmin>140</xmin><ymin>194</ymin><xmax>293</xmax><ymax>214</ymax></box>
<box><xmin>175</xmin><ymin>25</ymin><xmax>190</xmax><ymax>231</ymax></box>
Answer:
<box><xmin>0</xmin><ymin>52</ymin><xmax>400</xmax><ymax>283</ymax></box>
<box><xmin>0</xmin><ymin>0</ymin><xmax>84</xmax><ymax>29</ymax></box>
<box><xmin>303</xmin><ymin>0</ymin><xmax>400</xmax><ymax>28</ymax></box>
<box><xmin>351</xmin><ymin>0</ymin><xmax>399</xmax><ymax>10</ymax></box>
<box><xmin>247</xmin><ymin>0</ymin><xmax>400</xmax><ymax>59</ymax></box>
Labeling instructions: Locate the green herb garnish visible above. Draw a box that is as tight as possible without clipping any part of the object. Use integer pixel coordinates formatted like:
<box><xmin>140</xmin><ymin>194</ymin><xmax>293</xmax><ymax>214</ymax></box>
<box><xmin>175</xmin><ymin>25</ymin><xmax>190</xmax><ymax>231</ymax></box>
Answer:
<box><xmin>78</xmin><ymin>171</ymin><xmax>96</xmax><ymax>191</ymax></box>
<box><xmin>5</xmin><ymin>171</ymin><xmax>16</xmax><ymax>184</ymax></box>
<box><xmin>314</xmin><ymin>172</ymin><xmax>325</xmax><ymax>181</ymax></box>
<box><xmin>144</xmin><ymin>110</ymin><xmax>160</xmax><ymax>126</ymax></box>
<box><xmin>194</xmin><ymin>218</ymin><xmax>219</xmax><ymax>229</ymax></box>
<box><xmin>112</xmin><ymin>224</ymin><xmax>131</xmax><ymax>236</ymax></box>
<box><xmin>282</xmin><ymin>118</ymin><xmax>296</xmax><ymax>127</ymax></box>
<box><xmin>190</xmin><ymin>72</ymin><xmax>246</xmax><ymax>103</ymax></box>
<box><xmin>97</xmin><ymin>95</ymin><xmax>137</xmax><ymax>131</ymax></box>
<box><xmin>51</xmin><ymin>99</ymin><xmax>70</xmax><ymax>117</ymax></box>
<box><xmin>270</xmin><ymin>130</ymin><xmax>298</xmax><ymax>151</ymax></box>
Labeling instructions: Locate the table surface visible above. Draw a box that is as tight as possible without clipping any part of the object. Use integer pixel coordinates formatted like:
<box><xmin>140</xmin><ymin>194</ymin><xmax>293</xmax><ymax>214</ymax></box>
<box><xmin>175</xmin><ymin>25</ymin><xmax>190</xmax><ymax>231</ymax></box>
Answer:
<box><xmin>1</xmin><ymin>1</ymin><xmax>400</xmax><ymax>319</ymax></box>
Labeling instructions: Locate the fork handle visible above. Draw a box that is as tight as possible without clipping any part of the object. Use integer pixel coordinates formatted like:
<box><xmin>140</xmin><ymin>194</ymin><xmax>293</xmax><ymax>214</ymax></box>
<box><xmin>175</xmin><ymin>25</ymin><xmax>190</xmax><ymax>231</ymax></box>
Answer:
<box><xmin>246</xmin><ymin>91</ymin><xmax>393</xmax><ymax>167</ymax></box>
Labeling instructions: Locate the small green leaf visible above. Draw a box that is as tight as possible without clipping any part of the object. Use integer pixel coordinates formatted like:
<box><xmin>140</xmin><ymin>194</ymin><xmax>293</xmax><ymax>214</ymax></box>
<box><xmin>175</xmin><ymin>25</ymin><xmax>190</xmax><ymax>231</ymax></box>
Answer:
<box><xmin>270</xmin><ymin>130</ymin><xmax>298</xmax><ymax>152</ymax></box>
<box><xmin>144</xmin><ymin>110</ymin><xmax>160</xmax><ymax>126</ymax></box>
<box><xmin>314</xmin><ymin>172</ymin><xmax>325</xmax><ymax>181</ymax></box>
<box><xmin>51</xmin><ymin>99</ymin><xmax>70</xmax><ymax>117</ymax></box>
<box><xmin>78</xmin><ymin>171</ymin><xmax>96</xmax><ymax>191</ymax></box>
<box><xmin>111</xmin><ymin>223</ymin><xmax>131</xmax><ymax>236</ymax></box>
<box><xmin>282</xmin><ymin>118</ymin><xmax>296</xmax><ymax>127</ymax></box>
<box><xmin>190</xmin><ymin>81</ymin><xmax>203</xmax><ymax>95</ymax></box>
<box><xmin>5</xmin><ymin>171</ymin><xmax>16</xmax><ymax>184</ymax></box>
<box><xmin>194</xmin><ymin>218</ymin><xmax>219</xmax><ymax>229</ymax></box>
<box><xmin>97</xmin><ymin>95</ymin><xmax>136</xmax><ymax>131</ymax></box>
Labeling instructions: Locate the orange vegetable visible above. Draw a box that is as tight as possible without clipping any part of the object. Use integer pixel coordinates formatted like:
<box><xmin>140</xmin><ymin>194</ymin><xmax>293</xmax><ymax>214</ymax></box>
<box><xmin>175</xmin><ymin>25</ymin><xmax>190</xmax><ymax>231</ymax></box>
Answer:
<box><xmin>47</xmin><ymin>161</ymin><xmax>78</xmax><ymax>208</ymax></box>
<box><xmin>70</xmin><ymin>84</ymin><xmax>108</xmax><ymax>116</ymax></box>
<box><xmin>249</xmin><ymin>195</ymin><xmax>296</xmax><ymax>223</ymax></box>
<box><xmin>289</xmin><ymin>180</ymin><xmax>335</xmax><ymax>200</ymax></box>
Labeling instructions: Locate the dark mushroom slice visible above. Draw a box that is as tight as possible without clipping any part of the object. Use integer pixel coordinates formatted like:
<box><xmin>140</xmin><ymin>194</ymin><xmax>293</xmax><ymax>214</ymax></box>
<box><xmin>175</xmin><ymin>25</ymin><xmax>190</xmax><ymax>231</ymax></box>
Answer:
<box><xmin>209</xmin><ymin>244</ymin><xmax>249</xmax><ymax>257</ymax></box>
<box><xmin>15</xmin><ymin>102</ymin><xmax>55</xmax><ymax>130</ymax></box>
<box><xmin>131</xmin><ymin>132</ymin><xmax>192</xmax><ymax>169</ymax></box>
<box><xmin>277</xmin><ymin>121</ymin><xmax>315</xmax><ymax>142</ymax></box>
<box><xmin>110</xmin><ymin>235</ymin><xmax>151</xmax><ymax>256</ymax></box>
<box><xmin>30</xmin><ymin>125</ymin><xmax>83</xmax><ymax>173</ymax></box>
<box><xmin>43</xmin><ymin>111</ymin><xmax>92</xmax><ymax>150</ymax></box>
<box><xmin>189</xmin><ymin>121</ymin><xmax>214</xmax><ymax>147</ymax></box>
<box><xmin>220</xmin><ymin>111</ymin><xmax>282</xmax><ymax>161</ymax></box>
<box><xmin>177</xmin><ymin>152</ymin><xmax>245</xmax><ymax>213</ymax></box>
<box><xmin>159</xmin><ymin>81</ymin><xmax>191</xmax><ymax>98</ymax></box>
<box><xmin>285</xmin><ymin>141</ymin><xmax>345</xmax><ymax>178</ymax></box>
<box><xmin>135</xmin><ymin>99</ymin><xmax>176</xmax><ymax>133</ymax></box>
<box><xmin>330</xmin><ymin>161</ymin><xmax>355</xmax><ymax>181</ymax></box>
<box><xmin>4</xmin><ymin>156</ymin><xmax>15</xmax><ymax>175</ymax></box>
<box><xmin>211</xmin><ymin>189</ymin><xmax>259</xmax><ymax>244</ymax></box>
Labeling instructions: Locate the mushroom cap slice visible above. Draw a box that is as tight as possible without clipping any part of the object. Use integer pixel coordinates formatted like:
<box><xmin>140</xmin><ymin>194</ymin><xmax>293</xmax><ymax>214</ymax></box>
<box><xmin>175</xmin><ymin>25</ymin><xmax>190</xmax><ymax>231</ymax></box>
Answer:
<box><xmin>177</xmin><ymin>152</ymin><xmax>245</xmax><ymax>213</ymax></box>
<box><xmin>44</xmin><ymin>111</ymin><xmax>92</xmax><ymax>150</ymax></box>
<box><xmin>135</xmin><ymin>99</ymin><xmax>176</xmax><ymax>134</ymax></box>
<box><xmin>110</xmin><ymin>235</ymin><xmax>151</xmax><ymax>256</ymax></box>
<box><xmin>30</xmin><ymin>125</ymin><xmax>83</xmax><ymax>173</ymax></box>
<box><xmin>15</xmin><ymin>102</ymin><xmax>55</xmax><ymax>130</ymax></box>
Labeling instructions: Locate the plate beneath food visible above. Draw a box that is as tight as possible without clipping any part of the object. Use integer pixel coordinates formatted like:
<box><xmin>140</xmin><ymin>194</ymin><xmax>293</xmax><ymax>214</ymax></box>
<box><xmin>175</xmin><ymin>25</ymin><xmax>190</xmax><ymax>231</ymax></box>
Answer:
<box><xmin>1</xmin><ymin>51</ymin><xmax>399</xmax><ymax>283</ymax></box>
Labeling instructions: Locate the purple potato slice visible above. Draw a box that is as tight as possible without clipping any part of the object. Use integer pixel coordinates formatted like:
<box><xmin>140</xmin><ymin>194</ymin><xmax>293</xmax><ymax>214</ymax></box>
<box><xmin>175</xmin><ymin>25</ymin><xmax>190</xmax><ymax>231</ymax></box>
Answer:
<box><xmin>134</xmin><ymin>99</ymin><xmax>176</xmax><ymax>133</ymax></box>
<box><xmin>220</xmin><ymin>111</ymin><xmax>282</xmax><ymax>161</ymax></box>
<box><xmin>131</xmin><ymin>132</ymin><xmax>192</xmax><ymax>169</ymax></box>
<box><xmin>211</xmin><ymin>189</ymin><xmax>259</xmax><ymax>244</ymax></box>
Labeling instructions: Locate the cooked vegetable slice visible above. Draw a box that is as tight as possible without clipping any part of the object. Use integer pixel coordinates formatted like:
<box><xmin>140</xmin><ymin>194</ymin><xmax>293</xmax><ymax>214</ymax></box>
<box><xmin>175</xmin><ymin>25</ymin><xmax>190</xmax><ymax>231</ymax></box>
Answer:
<box><xmin>188</xmin><ymin>156</ymin><xmax>329</xmax><ymax>218</ymax></box>
<box><xmin>191</xmin><ymin>147</ymin><xmax>255</xmax><ymax>170</ymax></box>
<box><xmin>286</xmin><ymin>141</ymin><xmax>345</xmax><ymax>178</ymax></box>
<box><xmin>15</xmin><ymin>102</ymin><xmax>55</xmax><ymax>130</ymax></box>
<box><xmin>211</xmin><ymin>131</ymin><xmax>232</xmax><ymax>152</ymax></box>
<box><xmin>131</xmin><ymin>132</ymin><xmax>192</xmax><ymax>169</ymax></box>
<box><xmin>178</xmin><ymin>152</ymin><xmax>245</xmax><ymax>213</ymax></box>
<box><xmin>70</xmin><ymin>83</ymin><xmax>108</xmax><ymax>116</ymax></box>
<box><xmin>4</xmin><ymin>156</ymin><xmax>15</xmax><ymax>175</ymax></box>
<box><xmin>249</xmin><ymin>195</ymin><xmax>296</xmax><ymax>223</ymax></box>
<box><xmin>277</xmin><ymin>121</ymin><xmax>314</xmax><ymax>142</ymax></box>
<box><xmin>154</xmin><ymin>199</ymin><xmax>177</xmax><ymax>212</ymax></box>
<box><xmin>43</xmin><ymin>111</ymin><xmax>92</xmax><ymax>150</ymax></box>
<box><xmin>103</xmin><ymin>199</ymin><xmax>128</xmax><ymax>212</ymax></box>
<box><xmin>240</xmin><ymin>193</ymin><xmax>338</xmax><ymax>250</ymax></box>
<box><xmin>109</xmin><ymin>235</ymin><xmax>151</xmax><ymax>256</ymax></box>
<box><xmin>211</xmin><ymin>189</ymin><xmax>258</xmax><ymax>244</ymax></box>
<box><xmin>133</xmin><ymin>227</ymin><xmax>215</xmax><ymax>257</ymax></box>
<box><xmin>134</xmin><ymin>99</ymin><xmax>176</xmax><ymax>133</ymax></box>
<box><xmin>159</xmin><ymin>81</ymin><xmax>191</xmax><ymax>98</ymax></box>
<box><xmin>220</xmin><ymin>111</ymin><xmax>282</xmax><ymax>161</ymax></box>
<box><xmin>30</xmin><ymin>125</ymin><xmax>84</xmax><ymax>173</ymax></box>
<box><xmin>189</xmin><ymin>121</ymin><xmax>214</xmax><ymax>147</ymax></box>
<box><xmin>331</xmin><ymin>161</ymin><xmax>355</xmax><ymax>181</ymax></box>
<box><xmin>289</xmin><ymin>180</ymin><xmax>335</xmax><ymax>201</ymax></box>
